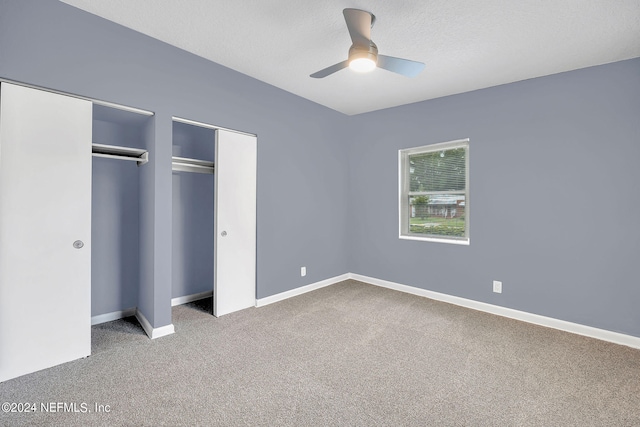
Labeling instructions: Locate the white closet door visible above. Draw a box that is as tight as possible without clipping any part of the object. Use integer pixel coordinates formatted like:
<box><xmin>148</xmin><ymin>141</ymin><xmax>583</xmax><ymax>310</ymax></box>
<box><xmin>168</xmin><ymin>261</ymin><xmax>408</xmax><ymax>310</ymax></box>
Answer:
<box><xmin>0</xmin><ymin>83</ymin><xmax>92</xmax><ymax>382</ymax></box>
<box><xmin>214</xmin><ymin>130</ymin><xmax>257</xmax><ymax>316</ymax></box>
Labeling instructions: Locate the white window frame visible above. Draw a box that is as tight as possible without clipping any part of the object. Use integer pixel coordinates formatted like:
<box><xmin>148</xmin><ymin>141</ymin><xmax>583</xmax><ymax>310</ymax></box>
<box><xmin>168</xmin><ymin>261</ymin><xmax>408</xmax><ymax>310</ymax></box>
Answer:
<box><xmin>399</xmin><ymin>138</ymin><xmax>470</xmax><ymax>245</ymax></box>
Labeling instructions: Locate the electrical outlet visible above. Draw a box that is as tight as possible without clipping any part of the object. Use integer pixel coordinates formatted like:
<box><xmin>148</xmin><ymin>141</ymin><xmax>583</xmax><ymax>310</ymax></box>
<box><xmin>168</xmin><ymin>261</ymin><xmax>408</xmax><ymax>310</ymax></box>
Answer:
<box><xmin>493</xmin><ymin>280</ymin><xmax>502</xmax><ymax>293</ymax></box>
<box><xmin>301</xmin><ymin>266</ymin><xmax>306</xmax><ymax>277</ymax></box>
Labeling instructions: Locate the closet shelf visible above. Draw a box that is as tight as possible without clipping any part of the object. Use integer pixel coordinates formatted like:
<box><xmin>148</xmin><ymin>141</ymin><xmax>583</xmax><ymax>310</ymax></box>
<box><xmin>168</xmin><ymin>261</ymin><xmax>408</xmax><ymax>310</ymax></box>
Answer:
<box><xmin>92</xmin><ymin>143</ymin><xmax>149</xmax><ymax>165</ymax></box>
<box><xmin>172</xmin><ymin>156</ymin><xmax>214</xmax><ymax>175</ymax></box>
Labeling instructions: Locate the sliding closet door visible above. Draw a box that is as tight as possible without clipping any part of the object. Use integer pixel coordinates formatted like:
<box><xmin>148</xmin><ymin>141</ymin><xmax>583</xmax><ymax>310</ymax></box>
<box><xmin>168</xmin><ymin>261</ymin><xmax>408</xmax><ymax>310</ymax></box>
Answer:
<box><xmin>214</xmin><ymin>130</ymin><xmax>257</xmax><ymax>317</ymax></box>
<box><xmin>0</xmin><ymin>83</ymin><xmax>92</xmax><ymax>382</ymax></box>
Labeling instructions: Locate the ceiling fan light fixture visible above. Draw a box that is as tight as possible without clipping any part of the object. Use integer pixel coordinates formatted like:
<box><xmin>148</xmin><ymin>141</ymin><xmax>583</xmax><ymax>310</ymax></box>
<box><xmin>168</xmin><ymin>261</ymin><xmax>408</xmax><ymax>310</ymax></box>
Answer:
<box><xmin>349</xmin><ymin>57</ymin><xmax>376</xmax><ymax>73</ymax></box>
<box><xmin>348</xmin><ymin>44</ymin><xmax>378</xmax><ymax>73</ymax></box>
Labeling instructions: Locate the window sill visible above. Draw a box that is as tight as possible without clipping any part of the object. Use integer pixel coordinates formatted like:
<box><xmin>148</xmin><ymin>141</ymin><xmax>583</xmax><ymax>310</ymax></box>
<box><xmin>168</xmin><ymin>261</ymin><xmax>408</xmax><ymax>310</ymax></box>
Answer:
<box><xmin>399</xmin><ymin>235</ymin><xmax>470</xmax><ymax>245</ymax></box>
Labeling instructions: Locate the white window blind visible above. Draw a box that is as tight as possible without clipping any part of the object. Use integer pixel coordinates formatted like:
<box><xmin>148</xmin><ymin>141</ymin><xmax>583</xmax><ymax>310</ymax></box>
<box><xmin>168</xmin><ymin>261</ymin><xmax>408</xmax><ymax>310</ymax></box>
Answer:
<box><xmin>399</xmin><ymin>139</ymin><xmax>469</xmax><ymax>244</ymax></box>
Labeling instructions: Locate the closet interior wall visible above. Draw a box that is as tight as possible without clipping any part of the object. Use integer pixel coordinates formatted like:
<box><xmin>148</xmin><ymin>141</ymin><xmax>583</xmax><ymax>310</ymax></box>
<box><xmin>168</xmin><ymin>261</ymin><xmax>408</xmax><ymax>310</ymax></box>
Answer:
<box><xmin>172</xmin><ymin>121</ymin><xmax>215</xmax><ymax>300</ymax></box>
<box><xmin>91</xmin><ymin>104</ymin><xmax>150</xmax><ymax>318</ymax></box>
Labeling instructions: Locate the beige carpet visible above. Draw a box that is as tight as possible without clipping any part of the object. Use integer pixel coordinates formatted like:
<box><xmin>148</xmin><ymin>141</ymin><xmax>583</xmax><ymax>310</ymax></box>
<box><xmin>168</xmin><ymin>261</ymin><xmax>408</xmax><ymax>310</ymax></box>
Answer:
<box><xmin>1</xmin><ymin>280</ymin><xmax>639</xmax><ymax>426</ymax></box>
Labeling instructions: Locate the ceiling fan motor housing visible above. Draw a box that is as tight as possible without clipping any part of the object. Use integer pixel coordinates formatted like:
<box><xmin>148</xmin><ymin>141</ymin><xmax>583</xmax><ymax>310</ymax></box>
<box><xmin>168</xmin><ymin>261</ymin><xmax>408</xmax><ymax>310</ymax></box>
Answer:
<box><xmin>349</xmin><ymin>42</ymin><xmax>378</xmax><ymax>64</ymax></box>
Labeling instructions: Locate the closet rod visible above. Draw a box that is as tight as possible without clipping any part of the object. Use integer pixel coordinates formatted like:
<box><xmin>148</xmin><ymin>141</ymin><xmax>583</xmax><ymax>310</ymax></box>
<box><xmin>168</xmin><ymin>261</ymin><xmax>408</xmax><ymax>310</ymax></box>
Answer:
<box><xmin>172</xmin><ymin>156</ymin><xmax>214</xmax><ymax>175</ymax></box>
<box><xmin>92</xmin><ymin>143</ymin><xmax>149</xmax><ymax>166</ymax></box>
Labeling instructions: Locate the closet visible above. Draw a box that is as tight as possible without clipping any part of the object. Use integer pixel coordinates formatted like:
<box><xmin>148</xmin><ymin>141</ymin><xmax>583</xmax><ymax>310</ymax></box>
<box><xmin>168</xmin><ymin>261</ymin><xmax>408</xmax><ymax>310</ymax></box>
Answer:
<box><xmin>0</xmin><ymin>81</ymin><xmax>256</xmax><ymax>383</ymax></box>
<box><xmin>171</xmin><ymin>120</ymin><xmax>215</xmax><ymax>303</ymax></box>
<box><xmin>0</xmin><ymin>82</ymin><xmax>152</xmax><ymax>382</ymax></box>
<box><xmin>171</xmin><ymin>118</ymin><xmax>257</xmax><ymax>317</ymax></box>
<box><xmin>91</xmin><ymin>104</ymin><xmax>152</xmax><ymax>323</ymax></box>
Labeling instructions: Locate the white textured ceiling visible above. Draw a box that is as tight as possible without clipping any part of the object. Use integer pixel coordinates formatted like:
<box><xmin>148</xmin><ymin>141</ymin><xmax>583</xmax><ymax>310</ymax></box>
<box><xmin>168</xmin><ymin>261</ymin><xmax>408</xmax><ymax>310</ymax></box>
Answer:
<box><xmin>60</xmin><ymin>0</ymin><xmax>640</xmax><ymax>115</ymax></box>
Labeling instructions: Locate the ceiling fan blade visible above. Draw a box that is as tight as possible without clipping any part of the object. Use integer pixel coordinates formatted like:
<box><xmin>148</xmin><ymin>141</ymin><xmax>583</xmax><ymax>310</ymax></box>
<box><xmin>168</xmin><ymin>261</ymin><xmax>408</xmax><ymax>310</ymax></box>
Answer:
<box><xmin>310</xmin><ymin>60</ymin><xmax>349</xmax><ymax>79</ymax></box>
<box><xmin>343</xmin><ymin>8</ymin><xmax>375</xmax><ymax>47</ymax></box>
<box><xmin>377</xmin><ymin>55</ymin><xmax>425</xmax><ymax>77</ymax></box>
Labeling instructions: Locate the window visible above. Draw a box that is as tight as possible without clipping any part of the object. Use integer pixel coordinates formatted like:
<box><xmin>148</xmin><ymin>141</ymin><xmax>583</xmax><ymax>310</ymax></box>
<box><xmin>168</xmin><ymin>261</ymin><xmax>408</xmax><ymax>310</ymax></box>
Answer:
<box><xmin>399</xmin><ymin>139</ymin><xmax>469</xmax><ymax>244</ymax></box>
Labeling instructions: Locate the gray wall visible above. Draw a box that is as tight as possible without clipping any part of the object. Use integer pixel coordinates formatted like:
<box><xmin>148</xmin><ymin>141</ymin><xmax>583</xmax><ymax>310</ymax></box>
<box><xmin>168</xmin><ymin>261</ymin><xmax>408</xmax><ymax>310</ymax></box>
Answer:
<box><xmin>172</xmin><ymin>122</ymin><xmax>215</xmax><ymax>299</ymax></box>
<box><xmin>347</xmin><ymin>58</ymin><xmax>640</xmax><ymax>338</ymax></box>
<box><xmin>138</xmin><ymin>116</ymin><xmax>162</xmax><ymax>325</ymax></box>
<box><xmin>0</xmin><ymin>0</ymin><xmax>350</xmax><ymax>326</ymax></box>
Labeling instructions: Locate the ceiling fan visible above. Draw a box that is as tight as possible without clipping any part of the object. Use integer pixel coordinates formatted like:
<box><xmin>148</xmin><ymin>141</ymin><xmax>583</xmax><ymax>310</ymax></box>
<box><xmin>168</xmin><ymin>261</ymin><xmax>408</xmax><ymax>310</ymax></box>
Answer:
<box><xmin>310</xmin><ymin>8</ymin><xmax>425</xmax><ymax>79</ymax></box>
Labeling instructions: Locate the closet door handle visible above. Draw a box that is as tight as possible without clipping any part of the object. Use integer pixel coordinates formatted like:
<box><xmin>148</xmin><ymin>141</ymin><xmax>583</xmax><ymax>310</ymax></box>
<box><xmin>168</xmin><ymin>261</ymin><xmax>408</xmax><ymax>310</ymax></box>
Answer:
<box><xmin>73</xmin><ymin>240</ymin><xmax>84</xmax><ymax>249</ymax></box>
<box><xmin>220</xmin><ymin>231</ymin><xmax>227</xmax><ymax>237</ymax></box>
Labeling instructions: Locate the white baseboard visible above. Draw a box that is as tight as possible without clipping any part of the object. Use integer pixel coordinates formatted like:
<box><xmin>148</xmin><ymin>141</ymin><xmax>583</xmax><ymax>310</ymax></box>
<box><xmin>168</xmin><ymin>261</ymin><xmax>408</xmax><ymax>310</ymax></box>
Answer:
<box><xmin>255</xmin><ymin>273</ymin><xmax>350</xmax><ymax>307</ymax></box>
<box><xmin>91</xmin><ymin>307</ymin><xmax>137</xmax><ymax>325</ymax></box>
<box><xmin>135</xmin><ymin>309</ymin><xmax>175</xmax><ymax>339</ymax></box>
<box><xmin>91</xmin><ymin>307</ymin><xmax>175</xmax><ymax>340</ymax></box>
<box><xmin>91</xmin><ymin>273</ymin><xmax>640</xmax><ymax>349</ymax></box>
<box><xmin>172</xmin><ymin>290</ymin><xmax>213</xmax><ymax>307</ymax></box>
<box><xmin>348</xmin><ymin>273</ymin><xmax>640</xmax><ymax>350</ymax></box>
